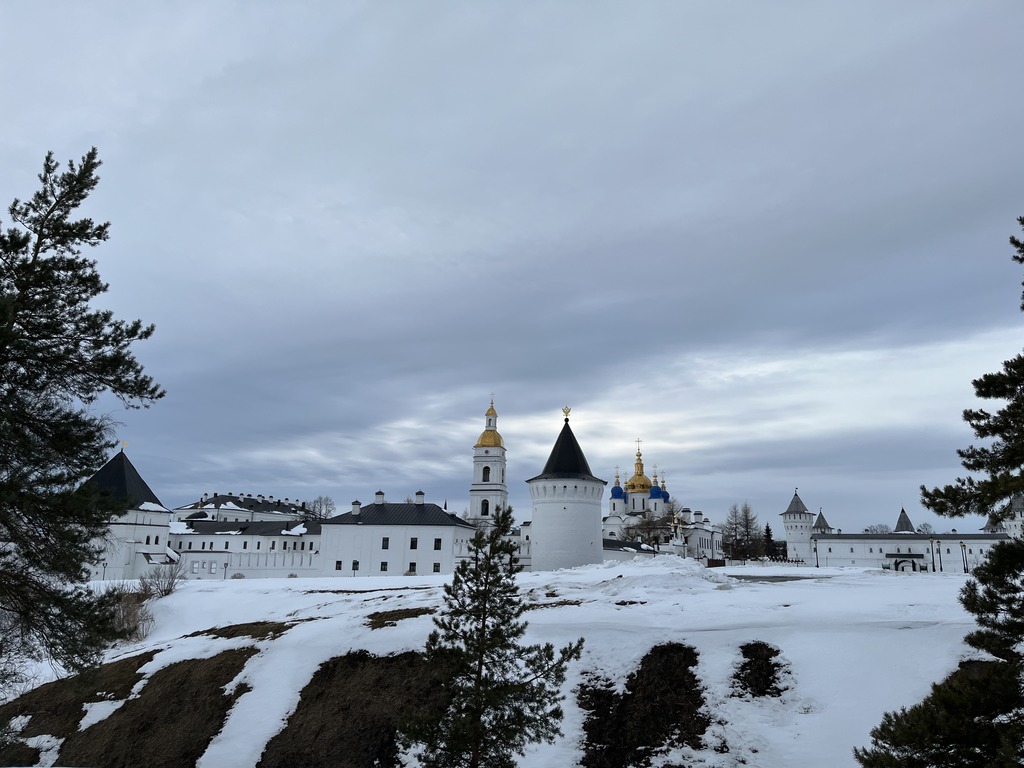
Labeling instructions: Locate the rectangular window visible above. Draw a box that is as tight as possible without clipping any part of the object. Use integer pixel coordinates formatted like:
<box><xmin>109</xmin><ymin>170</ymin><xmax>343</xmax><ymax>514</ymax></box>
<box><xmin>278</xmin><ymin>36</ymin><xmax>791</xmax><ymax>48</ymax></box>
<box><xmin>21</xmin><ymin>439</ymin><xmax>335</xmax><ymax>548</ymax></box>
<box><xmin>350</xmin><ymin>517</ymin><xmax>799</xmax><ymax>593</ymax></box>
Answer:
<box><xmin>191</xmin><ymin>562</ymin><xmax>199</xmax><ymax>574</ymax></box>
<box><xmin>283</xmin><ymin>541</ymin><xmax>288</xmax><ymax>551</ymax></box>
<box><xmin>410</xmin><ymin>537</ymin><xmax>418</xmax><ymax>550</ymax></box>
<box><xmin>352</xmin><ymin>560</ymin><xmax>360</xmax><ymax>571</ymax></box>
<box><xmin>270</xmin><ymin>541</ymin><xmax>276</xmax><ymax>550</ymax></box>
<box><xmin>243</xmin><ymin>541</ymin><xmax>248</xmax><ymax>550</ymax></box>
<box><xmin>335</xmin><ymin>561</ymin><xmax>343</xmax><ymax>571</ymax></box>
<box><xmin>433</xmin><ymin>538</ymin><xmax>442</xmax><ymax>550</ymax></box>
<box><xmin>211</xmin><ymin>562</ymin><xmax>218</xmax><ymax>574</ymax></box>
<box><xmin>188</xmin><ymin>542</ymin><xmax>193</xmax><ymax>550</ymax></box>
<box><xmin>201</xmin><ymin>542</ymin><xmax>206</xmax><ymax>550</ymax></box>
<box><xmin>433</xmin><ymin>562</ymin><xmax>441</xmax><ymax>573</ymax></box>
<box><xmin>408</xmin><ymin>562</ymin><xmax>417</xmax><ymax>574</ymax></box>
<box><xmin>382</xmin><ymin>536</ymin><xmax>390</xmax><ymax>550</ymax></box>
<box><xmin>225</xmin><ymin>542</ymin><xmax>229</xmax><ymax>550</ymax></box>
<box><xmin>178</xmin><ymin>542</ymin><xmax>183</xmax><ymax>550</ymax></box>
<box><xmin>256</xmin><ymin>541</ymin><xmax>261</xmax><ymax>550</ymax></box>
<box><xmin>381</xmin><ymin>562</ymin><xmax>388</xmax><ymax>572</ymax></box>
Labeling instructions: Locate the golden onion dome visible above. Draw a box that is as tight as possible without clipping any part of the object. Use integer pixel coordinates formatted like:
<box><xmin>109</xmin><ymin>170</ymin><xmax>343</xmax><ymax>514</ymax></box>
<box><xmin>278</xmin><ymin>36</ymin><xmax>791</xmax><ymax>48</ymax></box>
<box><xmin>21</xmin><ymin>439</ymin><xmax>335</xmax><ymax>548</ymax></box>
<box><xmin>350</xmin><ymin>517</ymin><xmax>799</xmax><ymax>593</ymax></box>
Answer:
<box><xmin>623</xmin><ymin>448</ymin><xmax>652</xmax><ymax>492</ymax></box>
<box><xmin>475</xmin><ymin>429</ymin><xmax>504</xmax><ymax>448</ymax></box>
<box><xmin>475</xmin><ymin>399</ymin><xmax>504</xmax><ymax>448</ymax></box>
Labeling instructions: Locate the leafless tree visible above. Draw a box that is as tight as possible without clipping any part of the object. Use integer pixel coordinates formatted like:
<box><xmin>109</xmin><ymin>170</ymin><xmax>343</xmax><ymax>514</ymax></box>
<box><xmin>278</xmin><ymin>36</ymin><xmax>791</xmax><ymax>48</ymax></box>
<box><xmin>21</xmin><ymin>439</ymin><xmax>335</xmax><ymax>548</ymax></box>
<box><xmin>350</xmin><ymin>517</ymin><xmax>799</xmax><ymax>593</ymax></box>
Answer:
<box><xmin>306</xmin><ymin>495</ymin><xmax>337</xmax><ymax>520</ymax></box>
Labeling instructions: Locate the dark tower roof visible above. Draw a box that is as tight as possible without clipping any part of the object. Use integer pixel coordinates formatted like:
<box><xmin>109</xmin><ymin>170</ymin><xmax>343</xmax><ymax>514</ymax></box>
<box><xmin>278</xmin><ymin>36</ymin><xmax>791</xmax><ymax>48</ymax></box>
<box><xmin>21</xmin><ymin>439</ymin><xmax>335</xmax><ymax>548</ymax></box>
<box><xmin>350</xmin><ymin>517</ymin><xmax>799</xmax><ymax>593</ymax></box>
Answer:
<box><xmin>527</xmin><ymin>414</ymin><xmax>605</xmax><ymax>484</ymax></box>
<box><xmin>87</xmin><ymin>451</ymin><xmax>164</xmax><ymax>508</ymax></box>
<box><xmin>894</xmin><ymin>507</ymin><xmax>915</xmax><ymax>533</ymax></box>
<box><xmin>782</xmin><ymin>490</ymin><xmax>809</xmax><ymax>515</ymax></box>
<box><xmin>812</xmin><ymin>510</ymin><xmax>832</xmax><ymax>531</ymax></box>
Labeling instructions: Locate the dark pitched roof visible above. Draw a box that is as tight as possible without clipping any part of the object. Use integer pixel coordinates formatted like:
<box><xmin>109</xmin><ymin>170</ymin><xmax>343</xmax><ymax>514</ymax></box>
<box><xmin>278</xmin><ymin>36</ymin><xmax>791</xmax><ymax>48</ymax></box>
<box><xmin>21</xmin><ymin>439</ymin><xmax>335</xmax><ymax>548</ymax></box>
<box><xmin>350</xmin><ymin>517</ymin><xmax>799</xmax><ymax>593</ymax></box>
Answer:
<box><xmin>184</xmin><ymin>520</ymin><xmax>321</xmax><ymax>536</ymax></box>
<box><xmin>175</xmin><ymin>493</ymin><xmax>306</xmax><ymax>516</ymax></box>
<box><xmin>781</xmin><ymin>491</ymin><xmax>809</xmax><ymax>515</ymax></box>
<box><xmin>322</xmin><ymin>502</ymin><xmax>476</xmax><ymax>529</ymax></box>
<box><xmin>894</xmin><ymin>507</ymin><xmax>916</xmax><ymax>533</ymax></box>
<box><xmin>87</xmin><ymin>451</ymin><xmax>164</xmax><ymax>508</ymax></box>
<box><xmin>527</xmin><ymin>418</ymin><xmax>606</xmax><ymax>484</ymax></box>
<box><xmin>812</xmin><ymin>511</ymin><xmax>832</xmax><ymax>530</ymax></box>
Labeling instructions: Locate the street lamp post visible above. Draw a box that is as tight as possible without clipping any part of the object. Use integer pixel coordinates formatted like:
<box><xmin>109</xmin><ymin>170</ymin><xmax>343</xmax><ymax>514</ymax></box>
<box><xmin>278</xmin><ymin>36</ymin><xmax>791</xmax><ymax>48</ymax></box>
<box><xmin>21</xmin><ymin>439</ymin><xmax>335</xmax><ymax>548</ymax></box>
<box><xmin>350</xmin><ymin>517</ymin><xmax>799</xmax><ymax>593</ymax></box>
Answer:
<box><xmin>930</xmin><ymin>539</ymin><xmax>936</xmax><ymax>573</ymax></box>
<box><xmin>937</xmin><ymin>543</ymin><xmax>943</xmax><ymax>572</ymax></box>
<box><xmin>960</xmin><ymin>541</ymin><xmax>968</xmax><ymax>573</ymax></box>
<box><xmin>813</xmin><ymin>542</ymin><xmax>819</xmax><ymax>568</ymax></box>
<box><xmin>101</xmin><ymin>561</ymin><xmax>107</xmax><ymax>580</ymax></box>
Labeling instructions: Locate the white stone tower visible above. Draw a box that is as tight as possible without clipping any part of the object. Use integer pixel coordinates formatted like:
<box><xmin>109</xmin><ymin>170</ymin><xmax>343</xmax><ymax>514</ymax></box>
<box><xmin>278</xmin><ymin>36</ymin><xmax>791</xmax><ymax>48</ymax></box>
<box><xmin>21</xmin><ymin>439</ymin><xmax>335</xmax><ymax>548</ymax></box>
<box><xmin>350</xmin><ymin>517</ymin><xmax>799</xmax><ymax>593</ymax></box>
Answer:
<box><xmin>468</xmin><ymin>400</ymin><xmax>508</xmax><ymax>523</ymax></box>
<box><xmin>779</xmin><ymin>489</ymin><xmax>814</xmax><ymax>563</ymax></box>
<box><xmin>527</xmin><ymin>408</ymin><xmax>606</xmax><ymax>571</ymax></box>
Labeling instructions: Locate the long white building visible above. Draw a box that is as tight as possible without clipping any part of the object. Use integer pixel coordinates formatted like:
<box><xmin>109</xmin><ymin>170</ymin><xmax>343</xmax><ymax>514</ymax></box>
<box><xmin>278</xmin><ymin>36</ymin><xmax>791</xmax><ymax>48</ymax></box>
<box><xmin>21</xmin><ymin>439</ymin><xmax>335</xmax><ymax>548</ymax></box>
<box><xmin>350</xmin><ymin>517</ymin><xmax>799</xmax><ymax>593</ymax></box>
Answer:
<box><xmin>780</xmin><ymin>490</ymin><xmax>1012</xmax><ymax>571</ymax></box>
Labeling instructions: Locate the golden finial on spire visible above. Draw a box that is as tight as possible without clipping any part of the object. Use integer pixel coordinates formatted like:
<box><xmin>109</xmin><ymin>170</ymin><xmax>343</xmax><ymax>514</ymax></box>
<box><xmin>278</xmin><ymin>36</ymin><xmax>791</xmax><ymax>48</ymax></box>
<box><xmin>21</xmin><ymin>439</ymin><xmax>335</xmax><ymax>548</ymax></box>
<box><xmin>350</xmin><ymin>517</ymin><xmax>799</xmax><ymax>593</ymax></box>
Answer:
<box><xmin>562</xmin><ymin>406</ymin><xmax>571</xmax><ymax>421</ymax></box>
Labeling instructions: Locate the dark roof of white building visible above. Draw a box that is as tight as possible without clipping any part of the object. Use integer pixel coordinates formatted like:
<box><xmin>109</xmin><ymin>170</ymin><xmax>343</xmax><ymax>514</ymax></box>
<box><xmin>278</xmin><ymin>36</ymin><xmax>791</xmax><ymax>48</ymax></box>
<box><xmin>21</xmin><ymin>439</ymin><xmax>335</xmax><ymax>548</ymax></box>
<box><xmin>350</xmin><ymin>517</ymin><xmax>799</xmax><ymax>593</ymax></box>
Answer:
<box><xmin>176</xmin><ymin>493</ymin><xmax>307</xmax><ymax>516</ymax></box>
<box><xmin>527</xmin><ymin>415</ymin><xmax>605</xmax><ymax>484</ymax></box>
<box><xmin>183</xmin><ymin>520</ymin><xmax>321</xmax><ymax>536</ymax></box>
<box><xmin>812</xmin><ymin>511</ymin><xmax>832</xmax><ymax>530</ymax></box>
<box><xmin>322</xmin><ymin>502</ymin><xmax>476</xmax><ymax>529</ymax></box>
<box><xmin>87</xmin><ymin>450</ymin><xmax>164</xmax><ymax>508</ymax></box>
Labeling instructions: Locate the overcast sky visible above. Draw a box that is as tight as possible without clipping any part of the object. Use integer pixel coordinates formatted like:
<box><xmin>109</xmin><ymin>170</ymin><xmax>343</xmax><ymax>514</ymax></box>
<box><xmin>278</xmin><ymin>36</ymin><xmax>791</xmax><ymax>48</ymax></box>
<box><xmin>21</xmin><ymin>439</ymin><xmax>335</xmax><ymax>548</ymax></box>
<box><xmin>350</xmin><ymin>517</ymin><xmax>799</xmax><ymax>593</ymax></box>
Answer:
<box><xmin>4</xmin><ymin>2</ymin><xmax>1023</xmax><ymax>534</ymax></box>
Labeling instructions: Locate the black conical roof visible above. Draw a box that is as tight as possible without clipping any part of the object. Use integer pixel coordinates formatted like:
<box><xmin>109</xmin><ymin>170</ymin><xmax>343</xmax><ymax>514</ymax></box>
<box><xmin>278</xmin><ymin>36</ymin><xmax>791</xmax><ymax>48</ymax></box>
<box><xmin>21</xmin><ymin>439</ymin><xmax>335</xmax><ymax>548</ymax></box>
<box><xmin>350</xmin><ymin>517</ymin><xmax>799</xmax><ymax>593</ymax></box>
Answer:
<box><xmin>527</xmin><ymin>418</ymin><xmax>606</xmax><ymax>484</ymax></box>
<box><xmin>87</xmin><ymin>451</ymin><xmax>164</xmax><ymax>508</ymax></box>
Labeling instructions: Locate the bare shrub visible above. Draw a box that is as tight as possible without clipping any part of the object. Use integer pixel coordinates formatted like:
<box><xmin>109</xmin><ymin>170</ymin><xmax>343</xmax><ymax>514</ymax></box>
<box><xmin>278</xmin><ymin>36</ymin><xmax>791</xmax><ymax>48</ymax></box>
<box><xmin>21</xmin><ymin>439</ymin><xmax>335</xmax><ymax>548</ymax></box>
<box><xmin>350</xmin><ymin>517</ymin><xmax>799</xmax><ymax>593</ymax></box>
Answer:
<box><xmin>230</xmin><ymin>572</ymin><xmax>245</xmax><ymax>579</ymax></box>
<box><xmin>102</xmin><ymin>583</ymin><xmax>154</xmax><ymax>642</ymax></box>
<box><xmin>139</xmin><ymin>562</ymin><xmax>188</xmax><ymax>598</ymax></box>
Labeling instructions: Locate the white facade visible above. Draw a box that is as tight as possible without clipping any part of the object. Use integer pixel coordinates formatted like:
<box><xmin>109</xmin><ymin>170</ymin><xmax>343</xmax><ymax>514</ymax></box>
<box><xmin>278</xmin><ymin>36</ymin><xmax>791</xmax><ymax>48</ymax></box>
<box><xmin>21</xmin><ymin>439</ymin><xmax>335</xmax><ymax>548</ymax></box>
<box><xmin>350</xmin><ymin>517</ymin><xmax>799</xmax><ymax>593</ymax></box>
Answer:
<box><xmin>170</xmin><ymin>521</ymin><xmax>320</xmax><ymax>580</ymax></box>
<box><xmin>527</xmin><ymin>411</ymin><xmax>606</xmax><ymax>571</ymax></box>
<box><xmin>89</xmin><ymin>504</ymin><xmax>178</xmax><ymax>581</ymax></box>
<box><xmin>317</xmin><ymin>493</ymin><xmax>476</xmax><ymax>578</ymax></box>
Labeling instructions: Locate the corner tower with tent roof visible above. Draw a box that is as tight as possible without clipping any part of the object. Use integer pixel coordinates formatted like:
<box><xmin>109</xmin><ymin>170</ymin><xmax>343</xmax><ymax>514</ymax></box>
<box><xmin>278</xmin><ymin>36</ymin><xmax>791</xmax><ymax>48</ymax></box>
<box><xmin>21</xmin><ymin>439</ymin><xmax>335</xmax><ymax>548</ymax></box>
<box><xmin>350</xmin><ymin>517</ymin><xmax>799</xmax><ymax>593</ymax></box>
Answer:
<box><xmin>779</xmin><ymin>489</ymin><xmax>814</xmax><ymax>563</ymax></box>
<box><xmin>527</xmin><ymin>408</ymin><xmax>606</xmax><ymax>571</ymax></box>
<box><xmin>468</xmin><ymin>400</ymin><xmax>508</xmax><ymax>524</ymax></box>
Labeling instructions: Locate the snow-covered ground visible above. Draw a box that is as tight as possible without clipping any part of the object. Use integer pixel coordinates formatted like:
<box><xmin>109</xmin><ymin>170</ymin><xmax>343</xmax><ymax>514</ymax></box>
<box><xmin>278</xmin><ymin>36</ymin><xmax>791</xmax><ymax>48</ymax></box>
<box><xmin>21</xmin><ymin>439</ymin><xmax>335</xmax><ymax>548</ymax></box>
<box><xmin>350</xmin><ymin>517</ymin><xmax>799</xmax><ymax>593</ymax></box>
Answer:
<box><xmin>97</xmin><ymin>558</ymin><xmax>975</xmax><ymax>767</ymax></box>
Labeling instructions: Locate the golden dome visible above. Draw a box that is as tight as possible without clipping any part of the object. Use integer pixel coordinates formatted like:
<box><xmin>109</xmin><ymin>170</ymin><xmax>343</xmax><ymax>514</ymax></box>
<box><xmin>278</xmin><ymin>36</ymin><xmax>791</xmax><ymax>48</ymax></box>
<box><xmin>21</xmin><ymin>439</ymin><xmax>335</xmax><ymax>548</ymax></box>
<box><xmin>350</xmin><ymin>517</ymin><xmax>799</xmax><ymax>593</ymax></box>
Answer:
<box><xmin>623</xmin><ymin>448</ymin><xmax>652</xmax><ymax>493</ymax></box>
<box><xmin>475</xmin><ymin>429</ymin><xmax>504</xmax><ymax>448</ymax></box>
<box><xmin>475</xmin><ymin>399</ymin><xmax>504</xmax><ymax>448</ymax></box>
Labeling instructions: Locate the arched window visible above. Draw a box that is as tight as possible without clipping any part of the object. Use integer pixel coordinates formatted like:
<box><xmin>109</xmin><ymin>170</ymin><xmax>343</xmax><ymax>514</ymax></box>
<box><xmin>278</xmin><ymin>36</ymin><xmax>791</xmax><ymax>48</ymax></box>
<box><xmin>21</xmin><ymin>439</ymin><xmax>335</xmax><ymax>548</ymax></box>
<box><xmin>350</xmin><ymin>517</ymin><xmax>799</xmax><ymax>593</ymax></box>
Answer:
<box><xmin>481</xmin><ymin>499</ymin><xmax>490</xmax><ymax>517</ymax></box>
<box><xmin>145</xmin><ymin>536</ymin><xmax>151</xmax><ymax>545</ymax></box>
<box><xmin>155</xmin><ymin>536</ymin><xmax>159</xmax><ymax>545</ymax></box>
<box><xmin>482</xmin><ymin>466</ymin><xmax>491</xmax><ymax>482</ymax></box>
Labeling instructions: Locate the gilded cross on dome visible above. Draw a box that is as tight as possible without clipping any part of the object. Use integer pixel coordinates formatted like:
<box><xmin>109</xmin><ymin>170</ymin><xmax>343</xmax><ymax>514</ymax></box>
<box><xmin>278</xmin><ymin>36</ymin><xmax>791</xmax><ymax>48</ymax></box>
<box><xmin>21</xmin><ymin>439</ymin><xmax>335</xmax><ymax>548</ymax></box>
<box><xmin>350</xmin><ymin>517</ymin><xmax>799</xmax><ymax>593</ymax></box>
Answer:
<box><xmin>562</xmin><ymin>406</ymin><xmax>571</xmax><ymax>420</ymax></box>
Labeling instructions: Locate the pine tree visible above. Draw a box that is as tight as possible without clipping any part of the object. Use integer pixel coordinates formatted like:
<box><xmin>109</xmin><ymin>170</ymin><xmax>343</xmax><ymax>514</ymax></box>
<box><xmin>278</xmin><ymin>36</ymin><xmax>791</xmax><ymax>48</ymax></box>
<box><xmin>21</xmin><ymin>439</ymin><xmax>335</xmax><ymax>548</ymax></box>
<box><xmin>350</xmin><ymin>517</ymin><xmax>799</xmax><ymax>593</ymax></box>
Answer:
<box><xmin>402</xmin><ymin>506</ymin><xmax>584</xmax><ymax>768</ymax></box>
<box><xmin>959</xmin><ymin>537</ymin><xmax>1024</xmax><ymax>662</ymax></box>
<box><xmin>920</xmin><ymin>216</ymin><xmax>1024</xmax><ymax>523</ymax></box>
<box><xmin>0</xmin><ymin>149</ymin><xmax>164</xmax><ymax>692</ymax></box>
<box><xmin>855</xmin><ymin>216</ymin><xmax>1024</xmax><ymax>766</ymax></box>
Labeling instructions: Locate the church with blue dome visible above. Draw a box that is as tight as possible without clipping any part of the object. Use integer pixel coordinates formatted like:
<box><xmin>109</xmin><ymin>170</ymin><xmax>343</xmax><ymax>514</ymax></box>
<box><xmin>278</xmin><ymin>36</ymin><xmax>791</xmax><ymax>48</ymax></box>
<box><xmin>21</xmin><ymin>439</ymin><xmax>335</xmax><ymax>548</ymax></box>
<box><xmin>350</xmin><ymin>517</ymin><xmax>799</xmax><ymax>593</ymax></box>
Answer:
<box><xmin>607</xmin><ymin>442</ymin><xmax>671</xmax><ymax>518</ymax></box>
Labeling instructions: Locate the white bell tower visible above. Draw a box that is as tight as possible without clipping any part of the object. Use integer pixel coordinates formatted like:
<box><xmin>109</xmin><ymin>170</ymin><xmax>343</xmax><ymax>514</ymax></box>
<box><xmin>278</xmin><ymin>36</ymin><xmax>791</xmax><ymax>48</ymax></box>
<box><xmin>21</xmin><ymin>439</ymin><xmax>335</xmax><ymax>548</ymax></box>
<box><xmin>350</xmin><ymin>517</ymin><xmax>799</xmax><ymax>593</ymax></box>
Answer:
<box><xmin>468</xmin><ymin>400</ymin><xmax>508</xmax><ymax>522</ymax></box>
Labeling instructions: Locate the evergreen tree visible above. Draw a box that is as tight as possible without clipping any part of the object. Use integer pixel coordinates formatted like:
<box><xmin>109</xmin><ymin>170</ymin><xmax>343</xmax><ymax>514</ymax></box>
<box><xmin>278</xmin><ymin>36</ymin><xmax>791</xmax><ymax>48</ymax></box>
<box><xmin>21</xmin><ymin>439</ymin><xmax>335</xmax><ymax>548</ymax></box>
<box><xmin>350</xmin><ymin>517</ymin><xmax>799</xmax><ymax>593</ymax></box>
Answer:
<box><xmin>0</xmin><ymin>149</ymin><xmax>163</xmax><ymax>692</ymax></box>
<box><xmin>856</xmin><ymin>217</ymin><xmax>1024</xmax><ymax>766</ymax></box>
<box><xmin>853</xmin><ymin>659</ymin><xmax>1023</xmax><ymax>768</ymax></box>
<box><xmin>762</xmin><ymin>523</ymin><xmax>775</xmax><ymax>559</ymax></box>
<box><xmin>920</xmin><ymin>216</ymin><xmax>1024</xmax><ymax>523</ymax></box>
<box><xmin>959</xmin><ymin>537</ymin><xmax>1024</xmax><ymax>662</ymax></box>
<box><xmin>403</xmin><ymin>506</ymin><xmax>584</xmax><ymax>768</ymax></box>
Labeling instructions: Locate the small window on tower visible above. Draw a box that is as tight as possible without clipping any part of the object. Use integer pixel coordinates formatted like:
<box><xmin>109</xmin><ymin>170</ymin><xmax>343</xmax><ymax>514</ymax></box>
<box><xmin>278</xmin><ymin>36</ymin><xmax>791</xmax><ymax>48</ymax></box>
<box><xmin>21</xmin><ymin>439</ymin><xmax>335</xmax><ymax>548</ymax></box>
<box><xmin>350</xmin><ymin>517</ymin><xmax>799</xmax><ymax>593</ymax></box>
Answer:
<box><xmin>481</xmin><ymin>500</ymin><xmax>490</xmax><ymax>517</ymax></box>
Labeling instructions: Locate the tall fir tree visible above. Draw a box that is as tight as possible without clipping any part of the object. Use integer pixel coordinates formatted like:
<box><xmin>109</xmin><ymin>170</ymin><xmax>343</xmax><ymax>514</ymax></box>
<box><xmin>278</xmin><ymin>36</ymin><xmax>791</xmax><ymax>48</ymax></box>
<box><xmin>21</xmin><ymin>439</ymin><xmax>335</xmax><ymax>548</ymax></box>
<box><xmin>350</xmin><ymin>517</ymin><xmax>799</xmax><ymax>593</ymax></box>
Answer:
<box><xmin>402</xmin><ymin>506</ymin><xmax>583</xmax><ymax>768</ymax></box>
<box><xmin>920</xmin><ymin>216</ymin><xmax>1024</xmax><ymax>523</ymax></box>
<box><xmin>856</xmin><ymin>217</ymin><xmax>1024</xmax><ymax>766</ymax></box>
<box><xmin>0</xmin><ymin>149</ymin><xmax>164</xmax><ymax>691</ymax></box>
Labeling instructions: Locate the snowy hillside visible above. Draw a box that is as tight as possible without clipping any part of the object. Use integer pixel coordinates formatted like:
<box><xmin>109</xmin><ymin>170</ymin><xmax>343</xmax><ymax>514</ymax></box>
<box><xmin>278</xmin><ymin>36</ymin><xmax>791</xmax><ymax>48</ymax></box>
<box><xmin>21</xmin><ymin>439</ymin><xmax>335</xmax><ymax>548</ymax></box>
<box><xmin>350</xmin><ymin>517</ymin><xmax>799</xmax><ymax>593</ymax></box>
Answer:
<box><xmin>9</xmin><ymin>558</ymin><xmax>977</xmax><ymax>767</ymax></box>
